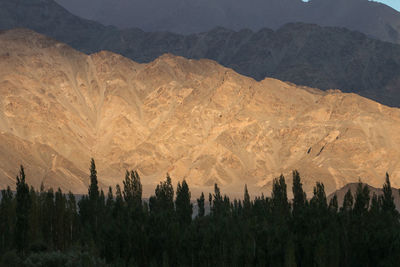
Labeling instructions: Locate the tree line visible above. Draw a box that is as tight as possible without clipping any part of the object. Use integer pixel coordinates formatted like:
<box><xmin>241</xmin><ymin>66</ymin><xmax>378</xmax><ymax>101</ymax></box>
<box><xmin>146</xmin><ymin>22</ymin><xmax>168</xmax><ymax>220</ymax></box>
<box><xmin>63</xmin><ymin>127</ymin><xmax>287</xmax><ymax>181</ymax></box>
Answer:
<box><xmin>0</xmin><ymin>159</ymin><xmax>400</xmax><ymax>266</ymax></box>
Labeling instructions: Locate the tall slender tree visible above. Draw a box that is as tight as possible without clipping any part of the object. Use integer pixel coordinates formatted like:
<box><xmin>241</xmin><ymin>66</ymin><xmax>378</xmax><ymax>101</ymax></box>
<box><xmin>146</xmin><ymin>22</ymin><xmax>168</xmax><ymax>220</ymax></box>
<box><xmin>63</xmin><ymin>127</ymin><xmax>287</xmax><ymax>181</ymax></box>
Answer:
<box><xmin>243</xmin><ymin>185</ymin><xmax>251</xmax><ymax>217</ymax></box>
<box><xmin>15</xmin><ymin>166</ymin><xmax>31</xmax><ymax>254</ymax></box>
<box><xmin>175</xmin><ymin>180</ymin><xmax>193</xmax><ymax>225</ymax></box>
<box><xmin>292</xmin><ymin>170</ymin><xmax>306</xmax><ymax>216</ymax></box>
<box><xmin>197</xmin><ymin>193</ymin><xmax>205</xmax><ymax>218</ymax></box>
<box><xmin>380</xmin><ymin>173</ymin><xmax>396</xmax><ymax>214</ymax></box>
<box><xmin>88</xmin><ymin>158</ymin><xmax>99</xmax><ymax>202</ymax></box>
<box><xmin>341</xmin><ymin>189</ymin><xmax>354</xmax><ymax>213</ymax></box>
<box><xmin>123</xmin><ymin>170</ymin><xmax>142</xmax><ymax>210</ymax></box>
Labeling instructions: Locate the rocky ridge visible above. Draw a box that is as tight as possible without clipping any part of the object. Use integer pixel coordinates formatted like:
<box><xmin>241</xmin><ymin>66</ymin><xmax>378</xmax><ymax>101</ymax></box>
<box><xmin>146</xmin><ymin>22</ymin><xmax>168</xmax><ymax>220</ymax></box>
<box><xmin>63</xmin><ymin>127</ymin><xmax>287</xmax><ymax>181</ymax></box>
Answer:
<box><xmin>56</xmin><ymin>0</ymin><xmax>400</xmax><ymax>44</ymax></box>
<box><xmin>1</xmin><ymin>29</ymin><xmax>400</xmax><ymax>196</ymax></box>
<box><xmin>2</xmin><ymin>0</ymin><xmax>400</xmax><ymax>107</ymax></box>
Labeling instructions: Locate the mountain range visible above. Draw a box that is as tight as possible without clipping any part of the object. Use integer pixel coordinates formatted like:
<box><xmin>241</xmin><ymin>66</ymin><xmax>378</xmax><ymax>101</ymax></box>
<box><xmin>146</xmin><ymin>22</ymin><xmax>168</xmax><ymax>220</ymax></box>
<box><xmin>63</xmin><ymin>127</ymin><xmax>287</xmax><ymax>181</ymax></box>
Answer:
<box><xmin>2</xmin><ymin>0</ymin><xmax>400</xmax><ymax>107</ymax></box>
<box><xmin>55</xmin><ymin>0</ymin><xmax>400</xmax><ymax>45</ymax></box>
<box><xmin>1</xmin><ymin>29</ymin><xmax>400</xmax><ymax>196</ymax></box>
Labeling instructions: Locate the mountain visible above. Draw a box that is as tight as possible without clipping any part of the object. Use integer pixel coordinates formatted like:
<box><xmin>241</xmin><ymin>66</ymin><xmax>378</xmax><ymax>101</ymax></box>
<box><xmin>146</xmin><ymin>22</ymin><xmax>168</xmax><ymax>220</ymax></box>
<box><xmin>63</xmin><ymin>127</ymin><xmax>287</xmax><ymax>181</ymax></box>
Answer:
<box><xmin>106</xmin><ymin>24</ymin><xmax>400</xmax><ymax>108</ymax></box>
<box><xmin>55</xmin><ymin>0</ymin><xmax>400</xmax><ymax>44</ymax></box>
<box><xmin>328</xmin><ymin>183</ymin><xmax>400</xmax><ymax>210</ymax></box>
<box><xmin>0</xmin><ymin>0</ymin><xmax>113</xmax><ymax>54</ymax></box>
<box><xmin>2</xmin><ymin>0</ymin><xmax>400</xmax><ymax>107</ymax></box>
<box><xmin>1</xmin><ymin>29</ymin><xmax>400</xmax><ymax>196</ymax></box>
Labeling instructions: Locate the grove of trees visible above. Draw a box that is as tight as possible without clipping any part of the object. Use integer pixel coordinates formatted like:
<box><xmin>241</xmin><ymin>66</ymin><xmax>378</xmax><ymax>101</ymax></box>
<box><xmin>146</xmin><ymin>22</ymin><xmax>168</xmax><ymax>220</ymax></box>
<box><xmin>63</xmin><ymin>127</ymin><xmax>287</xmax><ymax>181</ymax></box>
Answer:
<box><xmin>0</xmin><ymin>160</ymin><xmax>400</xmax><ymax>266</ymax></box>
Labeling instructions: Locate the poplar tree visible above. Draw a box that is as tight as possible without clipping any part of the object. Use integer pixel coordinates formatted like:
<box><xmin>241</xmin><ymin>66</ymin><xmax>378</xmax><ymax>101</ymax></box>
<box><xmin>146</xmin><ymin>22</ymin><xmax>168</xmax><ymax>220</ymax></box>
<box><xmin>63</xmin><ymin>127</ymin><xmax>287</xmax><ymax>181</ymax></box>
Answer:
<box><xmin>197</xmin><ymin>193</ymin><xmax>205</xmax><ymax>218</ymax></box>
<box><xmin>341</xmin><ymin>189</ymin><xmax>354</xmax><ymax>213</ymax></box>
<box><xmin>15</xmin><ymin>166</ymin><xmax>31</xmax><ymax>254</ymax></box>
<box><xmin>175</xmin><ymin>180</ymin><xmax>192</xmax><ymax>225</ymax></box>
<box><xmin>291</xmin><ymin>171</ymin><xmax>308</xmax><ymax>267</ymax></box>
<box><xmin>0</xmin><ymin>186</ymin><xmax>15</xmax><ymax>252</ymax></box>
<box><xmin>123</xmin><ymin>170</ymin><xmax>142</xmax><ymax>210</ymax></box>
<box><xmin>292</xmin><ymin>170</ymin><xmax>306</xmax><ymax>216</ymax></box>
<box><xmin>243</xmin><ymin>185</ymin><xmax>251</xmax><ymax>217</ymax></box>
<box><xmin>380</xmin><ymin>173</ymin><xmax>396</xmax><ymax>214</ymax></box>
<box><xmin>88</xmin><ymin>158</ymin><xmax>99</xmax><ymax>202</ymax></box>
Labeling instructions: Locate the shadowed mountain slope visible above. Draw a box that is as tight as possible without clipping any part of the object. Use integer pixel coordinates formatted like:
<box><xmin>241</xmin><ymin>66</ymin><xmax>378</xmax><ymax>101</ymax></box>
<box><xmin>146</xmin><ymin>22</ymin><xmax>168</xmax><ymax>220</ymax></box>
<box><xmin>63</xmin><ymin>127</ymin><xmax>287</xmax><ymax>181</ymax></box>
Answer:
<box><xmin>329</xmin><ymin>183</ymin><xmax>400</xmax><ymax>210</ymax></box>
<box><xmin>55</xmin><ymin>0</ymin><xmax>400</xmax><ymax>45</ymax></box>
<box><xmin>1</xmin><ymin>29</ymin><xmax>400</xmax><ymax>196</ymax></box>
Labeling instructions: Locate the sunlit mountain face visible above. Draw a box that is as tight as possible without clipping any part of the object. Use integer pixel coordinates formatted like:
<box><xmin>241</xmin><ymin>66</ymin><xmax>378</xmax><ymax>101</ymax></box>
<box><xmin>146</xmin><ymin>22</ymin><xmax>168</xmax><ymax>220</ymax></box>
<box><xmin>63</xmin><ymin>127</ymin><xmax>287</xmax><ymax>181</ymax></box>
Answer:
<box><xmin>2</xmin><ymin>0</ymin><xmax>400</xmax><ymax>108</ymax></box>
<box><xmin>1</xmin><ymin>29</ymin><xmax>400</xmax><ymax>197</ymax></box>
<box><xmin>1</xmin><ymin>0</ymin><xmax>400</xmax><ymax>265</ymax></box>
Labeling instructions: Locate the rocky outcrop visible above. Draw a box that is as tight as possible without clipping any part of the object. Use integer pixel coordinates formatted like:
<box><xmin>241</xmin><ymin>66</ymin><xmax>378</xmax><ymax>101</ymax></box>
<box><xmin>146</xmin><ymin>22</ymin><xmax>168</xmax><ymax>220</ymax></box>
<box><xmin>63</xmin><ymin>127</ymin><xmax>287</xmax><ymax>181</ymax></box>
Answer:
<box><xmin>1</xmin><ymin>29</ymin><xmax>400</xmax><ymax>196</ymax></box>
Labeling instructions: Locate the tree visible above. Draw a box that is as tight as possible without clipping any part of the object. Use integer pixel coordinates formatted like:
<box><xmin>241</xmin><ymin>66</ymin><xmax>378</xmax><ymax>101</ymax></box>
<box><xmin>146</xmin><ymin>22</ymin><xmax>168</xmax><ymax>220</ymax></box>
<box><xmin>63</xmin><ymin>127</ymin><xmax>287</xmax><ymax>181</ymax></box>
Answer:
<box><xmin>197</xmin><ymin>193</ymin><xmax>205</xmax><ymax>218</ymax></box>
<box><xmin>243</xmin><ymin>185</ymin><xmax>251</xmax><ymax>217</ymax></box>
<box><xmin>380</xmin><ymin>173</ymin><xmax>396</xmax><ymax>214</ymax></box>
<box><xmin>310</xmin><ymin>182</ymin><xmax>327</xmax><ymax>212</ymax></box>
<box><xmin>15</xmin><ymin>165</ymin><xmax>31</xmax><ymax>254</ymax></box>
<box><xmin>291</xmin><ymin>171</ymin><xmax>308</xmax><ymax>267</ymax></box>
<box><xmin>341</xmin><ymin>189</ymin><xmax>354</xmax><ymax>213</ymax></box>
<box><xmin>54</xmin><ymin>188</ymin><xmax>66</xmax><ymax>250</ymax></box>
<box><xmin>349</xmin><ymin>182</ymin><xmax>371</xmax><ymax>266</ymax></box>
<box><xmin>269</xmin><ymin>175</ymin><xmax>290</xmax><ymax>266</ymax></box>
<box><xmin>123</xmin><ymin>170</ymin><xmax>142</xmax><ymax>210</ymax></box>
<box><xmin>292</xmin><ymin>170</ymin><xmax>306</xmax><ymax>216</ymax></box>
<box><xmin>0</xmin><ymin>186</ymin><xmax>15</xmax><ymax>252</ymax></box>
<box><xmin>175</xmin><ymin>180</ymin><xmax>192</xmax><ymax>225</ymax></box>
<box><xmin>42</xmin><ymin>188</ymin><xmax>55</xmax><ymax>246</ymax></box>
<box><xmin>148</xmin><ymin>175</ymin><xmax>176</xmax><ymax>265</ymax></box>
<box><xmin>212</xmin><ymin>183</ymin><xmax>225</xmax><ymax>217</ymax></box>
<box><xmin>370</xmin><ymin>193</ymin><xmax>380</xmax><ymax>214</ymax></box>
<box><xmin>88</xmin><ymin>158</ymin><xmax>99</xmax><ymax>202</ymax></box>
<box><xmin>353</xmin><ymin>182</ymin><xmax>370</xmax><ymax>215</ymax></box>
<box><xmin>150</xmin><ymin>174</ymin><xmax>174</xmax><ymax>214</ymax></box>
<box><xmin>66</xmin><ymin>192</ymin><xmax>78</xmax><ymax>247</ymax></box>
<box><xmin>271</xmin><ymin>175</ymin><xmax>290</xmax><ymax>217</ymax></box>
<box><xmin>329</xmin><ymin>194</ymin><xmax>338</xmax><ymax>213</ymax></box>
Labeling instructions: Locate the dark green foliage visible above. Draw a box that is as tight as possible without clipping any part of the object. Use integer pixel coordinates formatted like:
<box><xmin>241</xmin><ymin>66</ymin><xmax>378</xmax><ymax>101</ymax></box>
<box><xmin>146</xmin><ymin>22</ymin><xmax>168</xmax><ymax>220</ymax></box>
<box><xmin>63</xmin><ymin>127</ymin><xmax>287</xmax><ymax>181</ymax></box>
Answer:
<box><xmin>0</xmin><ymin>186</ymin><xmax>15</xmax><ymax>252</ymax></box>
<box><xmin>271</xmin><ymin>175</ymin><xmax>290</xmax><ymax>217</ymax></box>
<box><xmin>243</xmin><ymin>185</ymin><xmax>251</xmax><ymax>217</ymax></box>
<box><xmin>150</xmin><ymin>174</ymin><xmax>174</xmax><ymax>214</ymax></box>
<box><xmin>197</xmin><ymin>192</ymin><xmax>205</xmax><ymax>218</ymax></box>
<box><xmin>329</xmin><ymin>194</ymin><xmax>338</xmax><ymax>213</ymax></box>
<box><xmin>1</xmin><ymin>163</ymin><xmax>400</xmax><ymax>266</ymax></box>
<box><xmin>88</xmin><ymin>158</ymin><xmax>99</xmax><ymax>202</ymax></box>
<box><xmin>123</xmin><ymin>170</ymin><xmax>142</xmax><ymax>209</ymax></box>
<box><xmin>175</xmin><ymin>180</ymin><xmax>192</xmax><ymax>225</ymax></box>
<box><xmin>15</xmin><ymin>166</ymin><xmax>31</xmax><ymax>254</ymax></box>
<box><xmin>353</xmin><ymin>182</ymin><xmax>370</xmax><ymax>215</ymax></box>
<box><xmin>292</xmin><ymin>170</ymin><xmax>306</xmax><ymax>216</ymax></box>
<box><xmin>381</xmin><ymin>173</ymin><xmax>397</xmax><ymax>214</ymax></box>
<box><xmin>341</xmin><ymin>188</ymin><xmax>354</xmax><ymax>213</ymax></box>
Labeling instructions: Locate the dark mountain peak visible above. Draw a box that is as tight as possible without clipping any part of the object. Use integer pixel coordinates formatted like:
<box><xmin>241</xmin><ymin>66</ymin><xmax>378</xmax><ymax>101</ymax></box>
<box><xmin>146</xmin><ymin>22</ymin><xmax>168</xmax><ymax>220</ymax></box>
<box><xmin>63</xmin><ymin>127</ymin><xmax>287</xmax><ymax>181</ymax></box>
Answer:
<box><xmin>55</xmin><ymin>0</ymin><xmax>400</xmax><ymax>44</ymax></box>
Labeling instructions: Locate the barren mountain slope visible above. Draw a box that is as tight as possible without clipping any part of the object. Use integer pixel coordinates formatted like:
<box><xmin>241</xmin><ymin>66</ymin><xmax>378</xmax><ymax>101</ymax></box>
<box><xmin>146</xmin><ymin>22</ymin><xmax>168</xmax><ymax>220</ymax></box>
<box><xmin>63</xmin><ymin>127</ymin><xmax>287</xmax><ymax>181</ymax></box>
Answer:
<box><xmin>2</xmin><ymin>0</ymin><xmax>400</xmax><ymax>107</ymax></box>
<box><xmin>1</xmin><ymin>29</ymin><xmax>400</xmax><ymax>196</ymax></box>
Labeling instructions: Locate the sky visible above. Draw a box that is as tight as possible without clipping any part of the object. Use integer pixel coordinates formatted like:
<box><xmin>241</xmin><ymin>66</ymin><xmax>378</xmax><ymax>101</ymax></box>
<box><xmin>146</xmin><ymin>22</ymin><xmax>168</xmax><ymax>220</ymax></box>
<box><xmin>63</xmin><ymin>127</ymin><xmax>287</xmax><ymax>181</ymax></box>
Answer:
<box><xmin>301</xmin><ymin>1</ymin><xmax>400</xmax><ymax>11</ymax></box>
<box><xmin>376</xmin><ymin>0</ymin><xmax>400</xmax><ymax>11</ymax></box>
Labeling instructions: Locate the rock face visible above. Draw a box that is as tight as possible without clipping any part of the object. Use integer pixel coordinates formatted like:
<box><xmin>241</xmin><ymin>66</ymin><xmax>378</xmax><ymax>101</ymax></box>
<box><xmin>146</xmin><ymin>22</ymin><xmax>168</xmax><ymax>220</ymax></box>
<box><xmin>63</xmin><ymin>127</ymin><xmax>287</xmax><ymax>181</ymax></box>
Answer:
<box><xmin>1</xmin><ymin>29</ymin><xmax>400</xmax><ymax>196</ymax></box>
<box><xmin>55</xmin><ymin>0</ymin><xmax>400</xmax><ymax>45</ymax></box>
